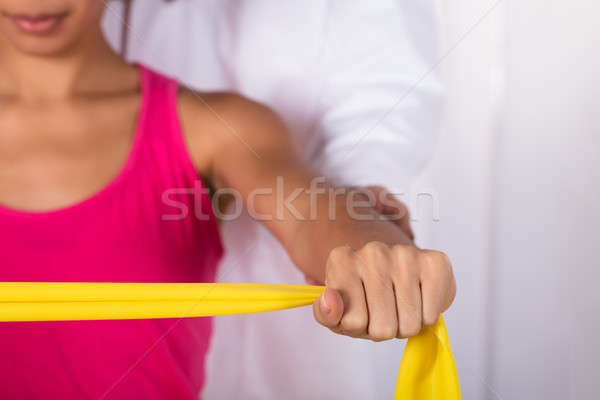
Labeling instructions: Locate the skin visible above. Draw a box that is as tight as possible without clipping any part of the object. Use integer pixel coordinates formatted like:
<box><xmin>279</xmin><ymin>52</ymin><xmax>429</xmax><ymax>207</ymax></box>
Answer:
<box><xmin>0</xmin><ymin>0</ymin><xmax>456</xmax><ymax>341</ymax></box>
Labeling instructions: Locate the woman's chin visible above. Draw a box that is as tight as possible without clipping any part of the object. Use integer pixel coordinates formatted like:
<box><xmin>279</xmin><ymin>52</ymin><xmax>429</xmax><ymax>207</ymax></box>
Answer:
<box><xmin>0</xmin><ymin>31</ymin><xmax>78</xmax><ymax>57</ymax></box>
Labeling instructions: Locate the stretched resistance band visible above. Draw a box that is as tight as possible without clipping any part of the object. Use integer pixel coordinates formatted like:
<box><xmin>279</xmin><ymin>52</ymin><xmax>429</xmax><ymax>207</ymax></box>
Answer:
<box><xmin>0</xmin><ymin>282</ymin><xmax>460</xmax><ymax>399</ymax></box>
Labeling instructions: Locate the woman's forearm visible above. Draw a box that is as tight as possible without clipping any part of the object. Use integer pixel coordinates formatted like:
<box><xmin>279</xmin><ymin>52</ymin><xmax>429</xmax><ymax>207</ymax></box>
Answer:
<box><xmin>287</xmin><ymin>189</ymin><xmax>413</xmax><ymax>282</ymax></box>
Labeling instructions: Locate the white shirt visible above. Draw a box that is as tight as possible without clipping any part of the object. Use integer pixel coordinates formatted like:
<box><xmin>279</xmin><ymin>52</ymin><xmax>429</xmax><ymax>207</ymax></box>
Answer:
<box><xmin>103</xmin><ymin>1</ymin><xmax>442</xmax><ymax>398</ymax></box>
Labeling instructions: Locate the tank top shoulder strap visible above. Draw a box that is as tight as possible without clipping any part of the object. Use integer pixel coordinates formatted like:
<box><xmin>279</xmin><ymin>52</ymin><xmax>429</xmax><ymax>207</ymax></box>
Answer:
<box><xmin>135</xmin><ymin>64</ymin><xmax>199</xmax><ymax>181</ymax></box>
<box><xmin>137</xmin><ymin>64</ymin><xmax>180</xmax><ymax>138</ymax></box>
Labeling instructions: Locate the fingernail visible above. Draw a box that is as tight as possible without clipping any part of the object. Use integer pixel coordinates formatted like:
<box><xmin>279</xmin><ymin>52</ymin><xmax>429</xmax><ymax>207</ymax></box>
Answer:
<box><xmin>319</xmin><ymin>293</ymin><xmax>330</xmax><ymax>315</ymax></box>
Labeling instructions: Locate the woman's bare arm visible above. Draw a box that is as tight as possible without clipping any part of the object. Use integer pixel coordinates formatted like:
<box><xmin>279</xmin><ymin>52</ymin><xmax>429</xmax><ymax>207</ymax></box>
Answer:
<box><xmin>180</xmin><ymin>92</ymin><xmax>456</xmax><ymax>341</ymax></box>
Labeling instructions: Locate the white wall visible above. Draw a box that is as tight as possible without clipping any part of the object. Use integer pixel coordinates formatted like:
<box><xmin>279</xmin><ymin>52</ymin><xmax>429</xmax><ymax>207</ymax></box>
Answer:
<box><xmin>417</xmin><ymin>1</ymin><xmax>599</xmax><ymax>399</ymax></box>
<box><xmin>494</xmin><ymin>1</ymin><xmax>599</xmax><ymax>398</ymax></box>
<box><xmin>412</xmin><ymin>1</ymin><xmax>504</xmax><ymax>398</ymax></box>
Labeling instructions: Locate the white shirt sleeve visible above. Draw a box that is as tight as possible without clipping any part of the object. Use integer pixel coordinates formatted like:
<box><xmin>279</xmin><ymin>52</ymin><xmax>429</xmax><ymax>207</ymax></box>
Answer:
<box><xmin>311</xmin><ymin>0</ymin><xmax>444</xmax><ymax>190</ymax></box>
<box><xmin>102</xmin><ymin>0</ymin><xmax>442</xmax><ymax>191</ymax></box>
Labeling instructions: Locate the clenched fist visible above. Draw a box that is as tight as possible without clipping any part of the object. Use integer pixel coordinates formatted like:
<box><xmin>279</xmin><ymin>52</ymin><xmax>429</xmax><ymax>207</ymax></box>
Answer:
<box><xmin>313</xmin><ymin>242</ymin><xmax>456</xmax><ymax>341</ymax></box>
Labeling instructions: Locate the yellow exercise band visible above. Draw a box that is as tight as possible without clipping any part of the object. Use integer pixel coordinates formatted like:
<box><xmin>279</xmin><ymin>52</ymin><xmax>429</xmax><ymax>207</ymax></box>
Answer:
<box><xmin>0</xmin><ymin>282</ymin><xmax>460</xmax><ymax>399</ymax></box>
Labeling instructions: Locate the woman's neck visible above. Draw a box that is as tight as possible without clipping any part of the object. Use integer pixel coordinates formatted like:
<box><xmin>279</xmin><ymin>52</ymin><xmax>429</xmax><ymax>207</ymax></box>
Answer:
<box><xmin>0</xmin><ymin>26</ymin><xmax>131</xmax><ymax>103</ymax></box>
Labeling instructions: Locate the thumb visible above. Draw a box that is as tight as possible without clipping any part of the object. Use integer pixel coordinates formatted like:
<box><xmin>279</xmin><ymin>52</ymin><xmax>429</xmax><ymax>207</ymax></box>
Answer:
<box><xmin>312</xmin><ymin>287</ymin><xmax>344</xmax><ymax>329</ymax></box>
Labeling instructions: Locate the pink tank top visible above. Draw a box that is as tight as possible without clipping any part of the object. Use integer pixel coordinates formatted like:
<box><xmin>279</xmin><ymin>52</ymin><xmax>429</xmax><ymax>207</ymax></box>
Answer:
<box><xmin>0</xmin><ymin>66</ymin><xmax>223</xmax><ymax>399</ymax></box>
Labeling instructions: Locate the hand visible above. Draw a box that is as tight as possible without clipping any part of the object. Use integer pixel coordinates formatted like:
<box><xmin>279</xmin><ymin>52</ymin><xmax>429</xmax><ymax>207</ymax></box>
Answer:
<box><xmin>304</xmin><ymin>185</ymin><xmax>413</xmax><ymax>285</ymax></box>
<box><xmin>312</xmin><ymin>242</ymin><xmax>456</xmax><ymax>341</ymax></box>
<box><xmin>361</xmin><ymin>185</ymin><xmax>414</xmax><ymax>241</ymax></box>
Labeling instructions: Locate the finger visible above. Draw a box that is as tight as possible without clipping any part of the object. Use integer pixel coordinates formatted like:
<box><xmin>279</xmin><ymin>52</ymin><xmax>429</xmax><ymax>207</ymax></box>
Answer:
<box><xmin>356</xmin><ymin>243</ymin><xmax>398</xmax><ymax>341</ymax></box>
<box><xmin>419</xmin><ymin>250</ymin><xmax>455</xmax><ymax>326</ymax></box>
<box><xmin>336</xmin><ymin>281</ymin><xmax>368</xmax><ymax>337</ymax></box>
<box><xmin>391</xmin><ymin>245</ymin><xmax>423</xmax><ymax>338</ymax></box>
<box><xmin>313</xmin><ymin>287</ymin><xmax>344</xmax><ymax>329</ymax></box>
<box><xmin>325</xmin><ymin>247</ymin><xmax>369</xmax><ymax>337</ymax></box>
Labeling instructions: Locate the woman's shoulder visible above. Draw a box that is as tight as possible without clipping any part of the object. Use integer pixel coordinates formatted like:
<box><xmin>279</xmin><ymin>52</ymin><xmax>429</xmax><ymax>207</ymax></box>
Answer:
<box><xmin>175</xmin><ymin>86</ymin><xmax>294</xmax><ymax>177</ymax></box>
<box><xmin>177</xmin><ymin>87</ymin><xmax>279</xmax><ymax>128</ymax></box>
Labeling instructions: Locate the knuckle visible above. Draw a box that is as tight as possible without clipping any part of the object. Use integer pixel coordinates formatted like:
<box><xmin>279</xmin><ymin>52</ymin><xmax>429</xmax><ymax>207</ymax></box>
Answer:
<box><xmin>391</xmin><ymin>245</ymin><xmax>417</xmax><ymax>263</ymax></box>
<box><xmin>423</xmin><ymin>311</ymin><xmax>440</xmax><ymax>327</ymax></box>
<box><xmin>369</xmin><ymin>324</ymin><xmax>397</xmax><ymax>342</ymax></box>
<box><xmin>361</xmin><ymin>241</ymin><xmax>389</xmax><ymax>255</ymax></box>
<box><xmin>340</xmin><ymin>313</ymin><xmax>368</xmax><ymax>335</ymax></box>
<box><xmin>391</xmin><ymin>245</ymin><xmax>418</xmax><ymax>278</ymax></box>
<box><xmin>356</xmin><ymin>242</ymin><xmax>392</xmax><ymax>277</ymax></box>
<box><xmin>328</xmin><ymin>246</ymin><xmax>354</xmax><ymax>265</ymax></box>
<box><xmin>419</xmin><ymin>250</ymin><xmax>452</xmax><ymax>279</ymax></box>
<box><xmin>399</xmin><ymin>321</ymin><xmax>422</xmax><ymax>338</ymax></box>
<box><xmin>421</xmin><ymin>250</ymin><xmax>450</xmax><ymax>268</ymax></box>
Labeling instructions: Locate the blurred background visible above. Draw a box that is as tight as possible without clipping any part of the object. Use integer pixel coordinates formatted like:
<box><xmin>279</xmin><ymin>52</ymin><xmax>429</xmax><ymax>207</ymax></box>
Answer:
<box><xmin>414</xmin><ymin>0</ymin><xmax>599</xmax><ymax>398</ymax></box>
